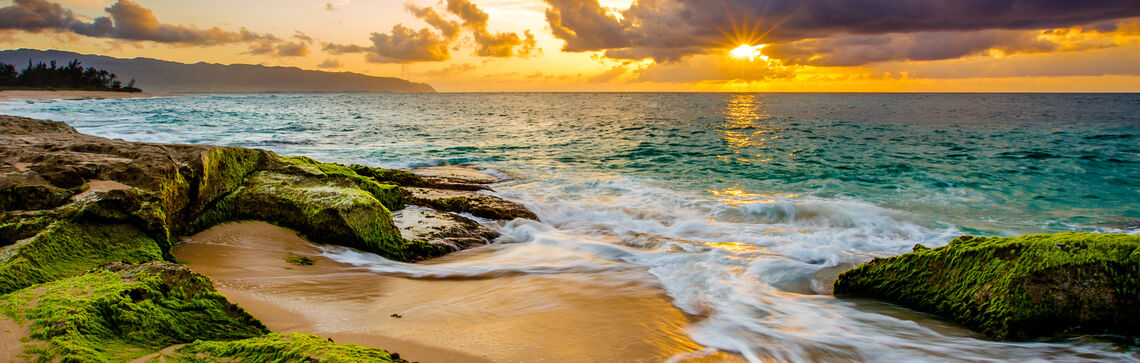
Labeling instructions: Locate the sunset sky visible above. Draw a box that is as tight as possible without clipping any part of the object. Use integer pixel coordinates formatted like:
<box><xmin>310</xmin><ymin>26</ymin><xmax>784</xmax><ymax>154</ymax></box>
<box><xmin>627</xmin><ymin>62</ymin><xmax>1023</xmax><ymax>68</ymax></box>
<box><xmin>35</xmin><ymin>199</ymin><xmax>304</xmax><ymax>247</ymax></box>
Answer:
<box><xmin>2</xmin><ymin>0</ymin><xmax>1140</xmax><ymax>92</ymax></box>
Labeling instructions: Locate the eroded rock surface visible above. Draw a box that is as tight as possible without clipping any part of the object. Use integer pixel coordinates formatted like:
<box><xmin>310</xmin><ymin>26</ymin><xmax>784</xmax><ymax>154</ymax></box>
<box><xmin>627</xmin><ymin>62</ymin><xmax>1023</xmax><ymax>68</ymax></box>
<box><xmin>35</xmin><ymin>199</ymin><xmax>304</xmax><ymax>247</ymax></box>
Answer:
<box><xmin>393</xmin><ymin>206</ymin><xmax>500</xmax><ymax>252</ymax></box>
<box><xmin>834</xmin><ymin>232</ymin><xmax>1140</xmax><ymax>340</ymax></box>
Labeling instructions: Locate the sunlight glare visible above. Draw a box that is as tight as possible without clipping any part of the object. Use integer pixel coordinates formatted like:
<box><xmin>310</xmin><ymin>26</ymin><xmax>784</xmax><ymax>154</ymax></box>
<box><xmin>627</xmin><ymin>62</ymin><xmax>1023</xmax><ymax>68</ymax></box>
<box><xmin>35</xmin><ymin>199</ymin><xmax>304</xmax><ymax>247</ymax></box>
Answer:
<box><xmin>730</xmin><ymin>44</ymin><xmax>767</xmax><ymax>61</ymax></box>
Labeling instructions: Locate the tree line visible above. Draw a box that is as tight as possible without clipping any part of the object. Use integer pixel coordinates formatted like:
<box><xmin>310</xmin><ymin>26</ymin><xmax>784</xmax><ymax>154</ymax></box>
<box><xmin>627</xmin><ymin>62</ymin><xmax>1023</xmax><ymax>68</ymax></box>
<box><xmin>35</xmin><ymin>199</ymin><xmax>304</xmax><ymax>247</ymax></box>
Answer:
<box><xmin>0</xmin><ymin>59</ymin><xmax>142</xmax><ymax>93</ymax></box>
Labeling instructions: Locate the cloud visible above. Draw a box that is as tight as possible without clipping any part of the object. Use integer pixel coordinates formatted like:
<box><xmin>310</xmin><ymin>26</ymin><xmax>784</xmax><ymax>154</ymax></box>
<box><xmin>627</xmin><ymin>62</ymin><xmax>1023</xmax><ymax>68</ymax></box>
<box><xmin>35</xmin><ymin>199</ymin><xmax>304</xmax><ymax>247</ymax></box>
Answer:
<box><xmin>766</xmin><ymin>30</ymin><xmax>1058</xmax><ymax>66</ymax></box>
<box><xmin>415</xmin><ymin>62</ymin><xmax>477</xmax><ymax>78</ymax></box>
<box><xmin>406</xmin><ymin>4</ymin><xmax>460</xmax><ymax>40</ymax></box>
<box><xmin>326</xmin><ymin>0</ymin><xmax>538</xmax><ymax>63</ymax></box>
<box><xmin>317</xmin><ymin>58</ymin><xmax>342</xmax><ymax>68</ymax></box>
<box><xmin>542</xmin><ymin>0</ymin><xmax>1140</xmax><ymax>64</ymax></box>
<box><xmin>0</xmin><ymin>0</ymin><xmax>279</xmax><ymax>46</ymax></box>
<box><xmin>587</xmin><ymin>65</ymin><xmax>626</xmax><ymax>83</ymax></box>
<box><xmin>248</xmin><ymin>40</ymin><xmax>309</xmax><ymax>57</ymax></box>
<box><xmin>293</xmin><ymin>31</ymin><xmax>314</xmax><ymax>44</ymax></box>
<box><xmin>365</xmin><ymin>25</ymin><xmax>450</xmax><ymax>62</ymax></box>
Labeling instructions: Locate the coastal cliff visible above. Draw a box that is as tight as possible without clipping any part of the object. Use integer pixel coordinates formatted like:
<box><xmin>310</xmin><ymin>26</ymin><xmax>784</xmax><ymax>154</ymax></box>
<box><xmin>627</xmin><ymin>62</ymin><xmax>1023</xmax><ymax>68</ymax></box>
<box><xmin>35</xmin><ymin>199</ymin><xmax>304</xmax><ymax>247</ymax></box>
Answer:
<box><xmin>0</xmin><ymin>115</ymin><xmax>529</xmax><ymax>361</ymax></box>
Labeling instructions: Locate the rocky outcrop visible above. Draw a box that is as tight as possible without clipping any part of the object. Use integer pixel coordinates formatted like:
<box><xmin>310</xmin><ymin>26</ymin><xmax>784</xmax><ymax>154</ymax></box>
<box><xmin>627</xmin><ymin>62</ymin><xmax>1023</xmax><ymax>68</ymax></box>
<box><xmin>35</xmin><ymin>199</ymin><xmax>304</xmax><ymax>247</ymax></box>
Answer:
<box><xmin>834</xmin><ymin>232</ymin><xmax>1140</xmax><ymax>340</ymax></box>
<box><xmin>0</xmin><ymin>261</ymin><xmax>268</xmax><ymax>361</ymax></box>
<box><xmin>1</xmin><ymin>115</ymin><xmax>538</xmax><ymax>290</ymax></box>
<box><xmin>0</xmin><ymin>114</ymin><xmax>539</xmax><ymax>361</ymax></box>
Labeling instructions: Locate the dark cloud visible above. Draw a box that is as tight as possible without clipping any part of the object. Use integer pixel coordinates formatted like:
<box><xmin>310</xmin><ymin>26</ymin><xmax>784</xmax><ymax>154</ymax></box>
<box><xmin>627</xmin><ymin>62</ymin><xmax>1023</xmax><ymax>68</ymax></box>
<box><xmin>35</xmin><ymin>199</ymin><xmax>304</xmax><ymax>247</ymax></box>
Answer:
<box><xmin>326</xmin><ymin>0</ymin><xmax>539</xmax><ymax>63</ymax></box>
<box><xmin>317</xmin><ymin>58</ymin><xmax>342</xmax><ymax>69</ymax></box>
<box><xmin>766</xmin><ymin>30</ymin><xmax>1058</xmax><ymax>66</ymax></box>
<box><xmin>0</xmin><ymin>0</ymin><xmax>77</xmax><ymax>32</ymax></box>
<box><xmin>545</xmin><ymin>0</ymin><xmax>628</xmax><ymax>51</ymax></box>
<box><xmin>543</xmin><ymin>0</ymin><xmax>1140</xmax><ymax>64</ymax></box>
<box><xmin>0</xmin><ymin>0</ymin><xmax>279</xmax><ymax>46</ymax></box>
<box><xmin>248</xmin><ymin>40</ymin><xmax>309</xmax><ymax>57</ymax></box>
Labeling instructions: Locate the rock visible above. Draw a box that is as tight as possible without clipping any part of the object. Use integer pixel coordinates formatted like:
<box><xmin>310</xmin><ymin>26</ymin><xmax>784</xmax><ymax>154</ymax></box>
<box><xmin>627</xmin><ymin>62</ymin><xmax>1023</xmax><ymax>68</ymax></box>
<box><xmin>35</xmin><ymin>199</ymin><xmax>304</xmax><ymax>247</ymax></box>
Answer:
<box><xmin>192</xmin><ymin>171</ymin><xmax>409</xmax><ymax>261</ymax></box>
<box><xmin>0</xmin><ymin>218</ymin><xmax>164</xmax><ymax>294</ymax></box>
<box><xmin>393</xmin><ymin>206</ymin><xmax>500</xmax><ymax>252</ymax></box>
<box><xmin>410</xmin><ymin>165</ymin><xmax>504</xmax><ymax>190</ymax></box>
<box><xmin>834</xmin><ymin>232</ymin><xmax>1140</xmax><ymax>340</ymax></box>
<box><xmin>406</xmin><ymin>187</ymin><xmax>537</xmax><ymax>221</ymax></box>
<box><xmin>0</xmin><ymin>261</ymin><xmax>268</xmax><ymax>362</ymax></box>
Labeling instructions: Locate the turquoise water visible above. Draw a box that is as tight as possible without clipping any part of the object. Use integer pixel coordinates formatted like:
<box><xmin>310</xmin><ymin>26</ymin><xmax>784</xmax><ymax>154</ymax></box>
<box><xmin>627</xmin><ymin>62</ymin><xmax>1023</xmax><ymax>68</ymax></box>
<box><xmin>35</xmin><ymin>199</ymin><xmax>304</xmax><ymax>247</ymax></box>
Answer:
<box><xmin>3</xmin><ymin>93</ymin><xmax>1139</xmax><ymax>361</ymax></box>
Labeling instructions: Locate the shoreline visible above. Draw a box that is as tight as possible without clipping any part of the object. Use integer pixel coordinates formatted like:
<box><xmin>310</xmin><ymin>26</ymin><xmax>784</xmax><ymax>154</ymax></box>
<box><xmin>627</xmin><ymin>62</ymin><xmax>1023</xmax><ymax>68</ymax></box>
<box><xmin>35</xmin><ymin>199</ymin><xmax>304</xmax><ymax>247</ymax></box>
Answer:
<box><xmin>0</xmin><ymin>90</ymin><xmax>167</xmax><ymax>102</ymax></box>
<box><xmin>173</xmin><ymin>221</ymin><xmax>743</xmax><ymax>362</ymax></box>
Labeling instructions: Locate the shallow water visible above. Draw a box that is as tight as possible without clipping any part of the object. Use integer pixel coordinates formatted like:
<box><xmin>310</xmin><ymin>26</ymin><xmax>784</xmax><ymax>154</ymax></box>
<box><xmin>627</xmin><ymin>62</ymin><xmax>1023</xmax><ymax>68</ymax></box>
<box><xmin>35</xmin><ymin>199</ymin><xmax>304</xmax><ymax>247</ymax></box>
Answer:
<box><xmin>6</xmin><ymin>93</ymin><xmax>1140</xmax><ymax>361</ymax></box>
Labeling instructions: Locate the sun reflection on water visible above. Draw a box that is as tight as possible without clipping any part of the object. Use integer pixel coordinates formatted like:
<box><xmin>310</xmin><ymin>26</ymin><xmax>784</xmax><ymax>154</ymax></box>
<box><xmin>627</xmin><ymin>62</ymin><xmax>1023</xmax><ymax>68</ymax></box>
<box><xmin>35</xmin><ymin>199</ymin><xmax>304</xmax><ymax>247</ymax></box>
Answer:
<box><xmin>717</xmin><ymin>94</ymin><xmax>782</xmax><ymax>165</ymax></box>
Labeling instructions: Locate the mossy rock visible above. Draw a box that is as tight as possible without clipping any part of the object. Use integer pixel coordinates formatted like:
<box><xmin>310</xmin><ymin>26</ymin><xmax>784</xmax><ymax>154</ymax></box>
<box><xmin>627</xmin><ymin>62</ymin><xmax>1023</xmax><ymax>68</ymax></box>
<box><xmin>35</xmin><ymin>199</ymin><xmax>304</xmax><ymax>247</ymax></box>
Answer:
<box><xmin>834</xmin><ymin>232</ymin><xmax>1140</xmax><ymax>340</ymax></box>
<box><xmin>158</xmin><ymin>332</ymin><xmax>408</xmax><ymax>362</ymax></box>
<box><xmin>271</xmin><ymin>156</ymin><xmax>412</xmax><ymax>211</ymax></box>
<box><xmin>0</xmin><ymin>219</ymin><xmax>164</xmax><ymax>295</ymax></box>
<box><xmin>193</xmin><ymin>171</ymin><xmax>410</xmax><ymax>261</ymax></box>
<box><xmin>0</xmin><ymin>262</ymin><xmax>268</xmax><ymax>362</ymax></box>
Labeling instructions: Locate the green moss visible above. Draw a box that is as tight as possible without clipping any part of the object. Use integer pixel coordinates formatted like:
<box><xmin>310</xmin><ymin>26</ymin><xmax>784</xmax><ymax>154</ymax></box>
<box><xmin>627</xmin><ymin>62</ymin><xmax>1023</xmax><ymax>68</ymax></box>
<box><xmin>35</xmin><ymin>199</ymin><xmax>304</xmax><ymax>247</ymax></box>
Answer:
<box><xmin>181</xmin><ymin>147</ymin><xmax>266</xmax><ymax>225</ymax></box>
<box><xmin>0</xmin><ymin>211</ymin><xmax>55</xmax><ymax>246</ymax></box>
<box><xmin>0</xmin><ymin>184</ymin><xmax>74</xmax><ymax>211</ymax></box>
<box><xmin>0</xmin><ymin>262</ymin><xmax>268</xmax><ymax>362</ymax></box>
<box><xmin>285</xmin><ymin>253</ymin><xmax>314</xmax><ymax>266</ymax></box>
<box><xmin>834</xmin><ymin>232</ymin><xmax>1140</xmax><ymax>340</ymax></box>
<box><xmin>162</xmin><ymin>332</ymin><xmax>407</xmax><ymax>362</ymax></box>
<box><xmin>0</xmin><ymin>220</ymin><xmax>164</xmax><ymax>294</ymax></box>
<box><xmin>350</xmin><ymin>164</ymin><xmax>433</xmax><ymax>188</ymax></box>
<box><xmin>193</xmin><ymin>172</ymin><xmax>410</xmax><ymax>261</ymax></box>
<box><xmin>278</xmin><ymin>156</ymin><xmax>410</xmax><ymax>211</ymax></box>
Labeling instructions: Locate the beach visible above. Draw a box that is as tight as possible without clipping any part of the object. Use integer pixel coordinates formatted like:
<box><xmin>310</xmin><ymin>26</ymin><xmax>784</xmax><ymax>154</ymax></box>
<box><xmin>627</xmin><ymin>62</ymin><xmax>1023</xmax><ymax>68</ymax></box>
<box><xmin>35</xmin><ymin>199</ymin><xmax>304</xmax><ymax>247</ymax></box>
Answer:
<box><xmin>0</xmin><ymin>90</ymin><xmax>163</xmax><ymax>102</ymax></box>
<box><xmin>173</xmin><ymin>221</ymin><xmax>741</xmax><ymax>362</ymax></box>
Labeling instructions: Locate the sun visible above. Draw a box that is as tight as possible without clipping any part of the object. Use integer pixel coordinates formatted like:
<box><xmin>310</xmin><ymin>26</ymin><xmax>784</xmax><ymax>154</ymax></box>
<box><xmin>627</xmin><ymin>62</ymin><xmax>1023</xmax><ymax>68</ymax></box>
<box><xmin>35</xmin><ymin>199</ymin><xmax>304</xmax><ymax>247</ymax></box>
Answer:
<box><xmin>729</xmin><ymin>44</ymin><xmax>767</xmax><ymax>61</ymax></box>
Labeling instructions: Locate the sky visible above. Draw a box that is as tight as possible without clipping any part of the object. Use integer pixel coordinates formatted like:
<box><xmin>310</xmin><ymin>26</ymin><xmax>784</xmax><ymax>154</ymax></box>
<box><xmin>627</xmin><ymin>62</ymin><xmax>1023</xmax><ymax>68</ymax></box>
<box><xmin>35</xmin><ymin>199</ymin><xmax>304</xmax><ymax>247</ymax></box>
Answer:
<box><xmin>2</xmin><ymin>0</ymin><xmax>1140</xmax><ymax>92</ymax></box>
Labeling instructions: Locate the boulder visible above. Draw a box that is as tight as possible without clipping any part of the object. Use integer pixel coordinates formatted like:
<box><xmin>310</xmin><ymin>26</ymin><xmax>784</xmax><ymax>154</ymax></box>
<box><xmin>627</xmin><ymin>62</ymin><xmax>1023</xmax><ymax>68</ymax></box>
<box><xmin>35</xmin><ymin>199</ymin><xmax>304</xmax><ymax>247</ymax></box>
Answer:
<box><xmin>192</xmin><ymin>171</ymin><xmax>409</xmax><ymax>261</ymax></box>
<box><xmin>393</xmin><ymin>206</ymin><xmax>500</xmax><ymax>252</ymax></box>
<box><xmin>834</xmin><ymin>232</ymin><xmax>1140</xmax><ymax>340</ymax></box>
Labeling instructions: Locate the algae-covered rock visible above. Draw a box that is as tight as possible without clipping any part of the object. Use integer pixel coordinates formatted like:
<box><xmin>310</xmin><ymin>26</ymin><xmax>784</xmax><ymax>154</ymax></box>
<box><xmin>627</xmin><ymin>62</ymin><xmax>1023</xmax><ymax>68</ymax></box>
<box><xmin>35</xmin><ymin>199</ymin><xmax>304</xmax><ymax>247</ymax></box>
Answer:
<box><xmin>834</xmin><ymin>232</ymin><xmax>1140</xmax><ymax>340</ymax></box>
<box><xmin>0</xmin><ymin>219</ymin><xmax>163</xmax><ymax>294</ymax></box>
<box><xmin>194</xmin><ymin>171</ymin><xmax>410</xmax><ymax>260</ymax></box>
<box><xmin>407</xmin><ymin>187</ymin><xmax>537</xmax><ymax>221</ymax></box>
<box><xmin>0</xmin><ymin>261</ymin><xmax>268</xmax><ymax>362</ymax></box>
<box><xmin>270</xmin><ymin>155</ymin><xmax>411</xmax><ymax>211</ymax></box>
<box><xmin>157</xmin><ymin>332</ymin><xmax>408</xmax><ymax>362</ymax></box>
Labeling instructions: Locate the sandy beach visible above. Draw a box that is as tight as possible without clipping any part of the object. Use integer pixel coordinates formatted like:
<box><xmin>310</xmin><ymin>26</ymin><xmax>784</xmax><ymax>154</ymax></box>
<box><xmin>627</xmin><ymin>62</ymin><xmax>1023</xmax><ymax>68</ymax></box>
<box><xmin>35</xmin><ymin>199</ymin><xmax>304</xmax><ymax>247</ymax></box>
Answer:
<box><xmin>0</xmin><ymin>90</ymin><xmax>165</xmax><ymax>102</ymax></box>
<box><xmin>173</xmin><ymin>221</ymin><xmax>745</xmax><ymax>363</ymax></box>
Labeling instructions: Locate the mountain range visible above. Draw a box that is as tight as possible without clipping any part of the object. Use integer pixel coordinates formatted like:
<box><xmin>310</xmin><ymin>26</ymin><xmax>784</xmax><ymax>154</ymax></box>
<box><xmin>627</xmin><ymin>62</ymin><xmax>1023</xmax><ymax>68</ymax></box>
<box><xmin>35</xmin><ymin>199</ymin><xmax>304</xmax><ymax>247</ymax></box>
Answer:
<box><xmin>0</xmin><ymin>49</ymin><xmax>435</xmax><ymax>94</ymax></box>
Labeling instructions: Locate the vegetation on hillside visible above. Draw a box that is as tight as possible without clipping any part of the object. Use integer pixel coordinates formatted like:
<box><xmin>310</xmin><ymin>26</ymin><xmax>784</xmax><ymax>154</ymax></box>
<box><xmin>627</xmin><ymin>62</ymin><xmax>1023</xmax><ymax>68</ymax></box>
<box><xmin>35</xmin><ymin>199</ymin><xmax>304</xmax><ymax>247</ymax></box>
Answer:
<box><xmin>0</xmin><ymin>59</ymin><xmax>142</xmax><ymax>92</ymax></box>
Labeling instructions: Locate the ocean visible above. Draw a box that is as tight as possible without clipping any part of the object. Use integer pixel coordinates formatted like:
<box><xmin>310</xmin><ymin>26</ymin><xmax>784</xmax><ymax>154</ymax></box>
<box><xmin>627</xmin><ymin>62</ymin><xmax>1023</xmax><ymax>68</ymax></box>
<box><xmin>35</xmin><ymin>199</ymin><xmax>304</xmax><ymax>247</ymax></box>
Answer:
<box><xmin>4</xmin><ymin>93</ymin><xmax>1139</xmax><ymax>361</ymax></box>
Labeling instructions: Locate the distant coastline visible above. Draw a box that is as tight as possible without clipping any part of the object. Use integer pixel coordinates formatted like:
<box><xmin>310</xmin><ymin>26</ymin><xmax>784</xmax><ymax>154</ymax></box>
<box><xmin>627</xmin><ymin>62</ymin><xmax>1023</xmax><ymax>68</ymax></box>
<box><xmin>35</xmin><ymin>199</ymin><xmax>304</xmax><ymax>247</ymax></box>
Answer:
<box><xmin>0</xmin><ymin>89</ymin><xmax>165</xmax><ymax>102</ymax></box>
<box><xmin>0</xmin><ymin>49</ymin><xmax>435</xmax><ymax>94</ymax></box>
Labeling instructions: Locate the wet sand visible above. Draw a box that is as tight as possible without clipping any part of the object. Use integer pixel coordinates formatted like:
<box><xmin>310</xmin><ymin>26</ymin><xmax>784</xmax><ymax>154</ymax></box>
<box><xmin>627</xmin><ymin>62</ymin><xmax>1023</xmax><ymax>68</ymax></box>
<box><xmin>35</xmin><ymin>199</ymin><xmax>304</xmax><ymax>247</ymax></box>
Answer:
<box><xmin>174</xmin><ymin>221</ymin><xmax>741</xmax><ymax>362</ymax></box>
<box><xmin>0</xmin><ymin>317</ymin><xmax>27</xmax><ymax>361</ymax></box>
<box><xmin>0</xmin><ymin>90</ymin><xmax>164</xmax><ymax>102</ymax></box>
